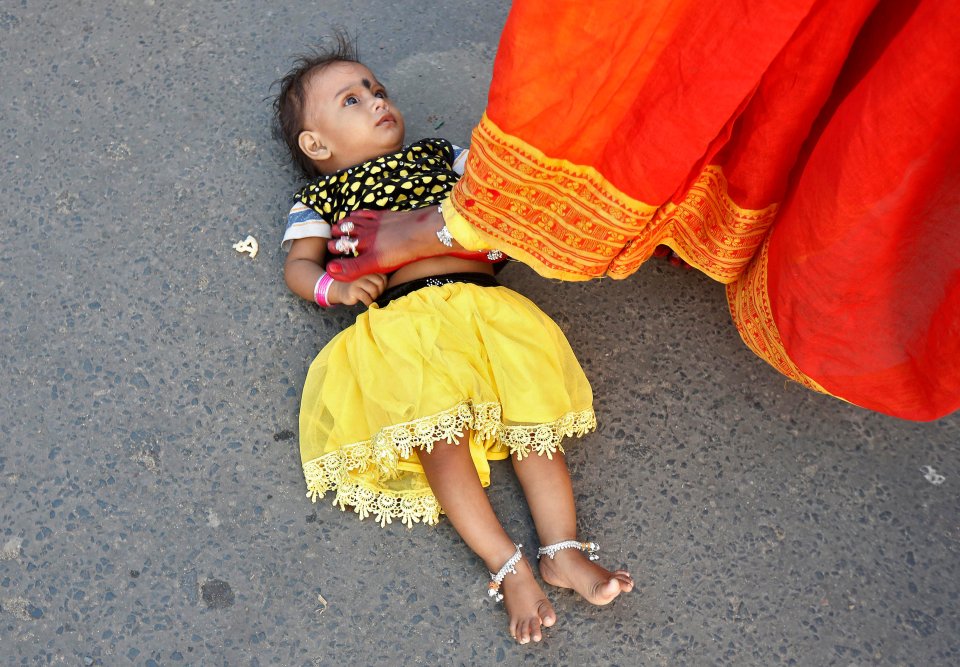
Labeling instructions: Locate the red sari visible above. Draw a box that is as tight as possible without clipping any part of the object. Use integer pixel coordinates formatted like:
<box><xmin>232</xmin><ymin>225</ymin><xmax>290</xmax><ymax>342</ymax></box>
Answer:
<box><xmin>445</xmin><ymin>0</ymin><xmax>960</xmax><ymax>421</ymax></box>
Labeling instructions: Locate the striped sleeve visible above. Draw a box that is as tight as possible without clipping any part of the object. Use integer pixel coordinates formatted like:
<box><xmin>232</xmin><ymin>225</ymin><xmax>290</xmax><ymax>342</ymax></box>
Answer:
<box><xmin>452</xmin><ymin>146</ymin><xmax>469</xmax><ymax>176</ymax></box>
<box><xmin>281</xmin><ymin>201</ymin><xmax>332</xmax><ymax>251</ymax></box>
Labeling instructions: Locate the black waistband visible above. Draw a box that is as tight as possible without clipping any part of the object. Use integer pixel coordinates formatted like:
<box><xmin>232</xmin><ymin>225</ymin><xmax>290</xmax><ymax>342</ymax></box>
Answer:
<box><xmin>375</xmin><ymin>272</ymin><xmax>500</xmax><ymax>308</ymax></box>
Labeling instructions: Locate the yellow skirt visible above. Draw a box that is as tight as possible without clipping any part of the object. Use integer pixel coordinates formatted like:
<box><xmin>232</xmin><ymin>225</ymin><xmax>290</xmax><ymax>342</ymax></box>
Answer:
<box><xmin>299</xmin><ymin>282</ymin><xmax>596</xmax><ymax>528</ymax></box>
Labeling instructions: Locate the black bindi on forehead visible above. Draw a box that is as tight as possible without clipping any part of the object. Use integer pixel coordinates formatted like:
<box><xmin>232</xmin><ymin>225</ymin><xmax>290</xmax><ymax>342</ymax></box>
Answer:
<box><xmin>362</xmin><ymin>78</ymin><xmax>372</xmax><ymax>89</ymax></box>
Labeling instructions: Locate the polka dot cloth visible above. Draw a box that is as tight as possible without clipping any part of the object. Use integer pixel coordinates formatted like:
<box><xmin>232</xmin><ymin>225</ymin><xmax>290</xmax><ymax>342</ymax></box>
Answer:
<box><xmin>296</xmin><ymin>138</ymin><xmax>459</xmax><ymax>223</ymax></box>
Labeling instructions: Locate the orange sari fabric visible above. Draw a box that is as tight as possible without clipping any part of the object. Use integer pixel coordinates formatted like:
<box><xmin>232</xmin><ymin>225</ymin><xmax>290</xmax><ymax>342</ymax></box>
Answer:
<box><xmin>448</xmin><ymin>0</ymin><xmax>960</xmax><ymax>420</ymax></box>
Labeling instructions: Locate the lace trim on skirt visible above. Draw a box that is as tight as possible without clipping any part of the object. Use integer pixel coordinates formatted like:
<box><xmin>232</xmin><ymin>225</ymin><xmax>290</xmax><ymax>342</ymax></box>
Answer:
<box><xmin>301</xmin><ymin>400</ymin><xmax>597</xmax><ymax>527</ymax></box>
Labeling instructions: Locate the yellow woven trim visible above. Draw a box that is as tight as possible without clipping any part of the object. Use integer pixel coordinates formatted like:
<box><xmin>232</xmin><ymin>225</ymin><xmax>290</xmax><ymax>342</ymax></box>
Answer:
<box><xmin>450</xmin><ymin>116</ymin><xmax>777</xmax><ymax>283</ymax></box>
<box><xmin>450</xmin><ymin>114</ymin><xmax>656</xmax><ymax>281</ymax></box>
<box><xmin>726</xmin><ymin>237</ymin><xmax>831</xmax><ymax>394</ymax></box>
<box><xmin>610</xmin><ymin>166</ymin><xmax>779</xmax><ymax>283</ymax></box>
<box><xmin>302</xmin><ymin>401</ymin><xmax>597</xmax><ymax>528</ymax></box>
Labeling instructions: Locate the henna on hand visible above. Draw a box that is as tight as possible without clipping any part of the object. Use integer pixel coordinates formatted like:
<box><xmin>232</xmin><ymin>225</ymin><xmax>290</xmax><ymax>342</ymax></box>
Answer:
<box><xmin>326</xmin><ymin>208</ymin><xmax>448</xmax><ymax>281</ymax></box>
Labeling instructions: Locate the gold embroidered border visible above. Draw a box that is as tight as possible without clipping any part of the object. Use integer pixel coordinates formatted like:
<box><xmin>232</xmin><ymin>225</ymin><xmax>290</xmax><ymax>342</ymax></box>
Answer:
<box><xmin>611</xmin><ymin>167</ymin><xmax>778</xmax><ymax>282</ymax></box>
<box><xmin>726</xmin><ymin>237</ymin><xmax>829</xmax><ymax>394</ymax></box>
<box><xmin>452</xmin><ymin>115</ymin><xmax>656</xmax><ymax>281</ymax></box>
<box><xmin>452</xmin><ymin>115</ymin><xmax>778</xmax><ymax>283</ymax></box>
<box><xmin>302</xmin><ymin>400</ymin><xmax>597</xmax><ymax>528</ymax></box>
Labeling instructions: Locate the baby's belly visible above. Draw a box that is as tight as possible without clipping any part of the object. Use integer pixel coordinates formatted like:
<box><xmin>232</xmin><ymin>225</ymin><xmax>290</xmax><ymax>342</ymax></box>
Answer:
<box><xmin>388</xmin><ymin>256</ymin><xmax>494</xmax><ymax>288</ymax></box>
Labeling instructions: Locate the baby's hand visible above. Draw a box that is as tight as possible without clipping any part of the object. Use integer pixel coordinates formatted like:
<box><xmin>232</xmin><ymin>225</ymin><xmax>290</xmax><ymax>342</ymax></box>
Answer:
<box><xmin>328</xmin><ymin>273</ymin><xmax>388</xmax><ymax>307</ymax></box>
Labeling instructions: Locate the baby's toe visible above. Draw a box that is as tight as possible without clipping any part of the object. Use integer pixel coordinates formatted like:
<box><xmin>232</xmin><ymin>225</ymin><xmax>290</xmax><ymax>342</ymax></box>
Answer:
<box><xmin>614</xmin><ymin>571</ymin><xmax>635</xmax><ymax>591</ymax></box>
<box><xmin>600</xmin><ymin>578</ymin><xmax>622</xmax><ymax>597</ymax></box>
<box><xmin>540</xmin><ymin>601</ymin><xmax>557</xmax><ymax>627</ymax></box>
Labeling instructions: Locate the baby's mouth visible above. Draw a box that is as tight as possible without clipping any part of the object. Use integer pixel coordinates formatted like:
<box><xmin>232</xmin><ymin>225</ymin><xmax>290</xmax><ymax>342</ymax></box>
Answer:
<box><xmin>377</xmin><ymin>113</ymin><xmax>396</xmax><ymax>126</ymax></box>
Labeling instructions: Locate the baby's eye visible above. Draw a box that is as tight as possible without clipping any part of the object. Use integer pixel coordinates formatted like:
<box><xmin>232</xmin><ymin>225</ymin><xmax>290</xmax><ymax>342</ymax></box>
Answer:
<box><xmin>344</xmin><ymin>95</ymin><xmax>359</xmax><ymax>106</ymax></box>
<box><xmin>375</xmin><ymin>90</ymin><xmax>387</xmax><ymax>99</ymax></box>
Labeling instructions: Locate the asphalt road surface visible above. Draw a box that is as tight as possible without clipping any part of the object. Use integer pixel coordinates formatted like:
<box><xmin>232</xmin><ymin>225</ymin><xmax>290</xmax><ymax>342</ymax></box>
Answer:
<box><xmin>1</xmin><ymin>2</ymin><xmax>957</xmax><ymax>665</ymax></box>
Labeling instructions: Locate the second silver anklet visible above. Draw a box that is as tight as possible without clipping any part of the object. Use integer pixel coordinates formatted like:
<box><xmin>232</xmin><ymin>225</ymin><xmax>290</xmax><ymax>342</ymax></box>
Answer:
<box><xmin>537</xmin><ymin>539</ymin><xmax>599</xmax><ymax>561</ymax></box>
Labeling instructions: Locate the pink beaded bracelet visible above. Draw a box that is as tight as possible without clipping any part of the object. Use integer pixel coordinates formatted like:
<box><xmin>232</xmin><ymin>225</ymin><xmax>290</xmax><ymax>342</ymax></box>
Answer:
<box><xmin>313</xmin><ymin>272</ymin><xmax>335</xmax><ymax>307</ymax></box>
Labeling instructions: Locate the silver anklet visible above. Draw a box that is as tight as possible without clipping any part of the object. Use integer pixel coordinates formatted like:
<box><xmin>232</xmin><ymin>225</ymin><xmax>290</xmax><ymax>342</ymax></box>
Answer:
<box><xmin>487</xmin><ymin>543</ymin><xmax>523</xmax><ymax>602</ymax></box>
<box><xmin>436</xmin><ymin>204</ymin><xmax>455</xmax><ymax>248</ymax></box>
<box><xmin>436</xmin><ymin>224</ymin><xmax>455</xmax><ymax>248</ymax></box>
<box><xmin>437</xmin><ymin>203</ymin><xmax>504</xmax><ymax>261</ymax></box>
<box><xmin>537</xmin><ymin>540</ymin><xmax>599</xmax><ymax>561</ymax></box>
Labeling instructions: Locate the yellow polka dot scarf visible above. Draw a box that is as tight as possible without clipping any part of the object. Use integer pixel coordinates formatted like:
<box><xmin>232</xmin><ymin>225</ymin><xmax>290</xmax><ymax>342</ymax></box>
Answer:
<box><xmin>296</xmin><ymin>138</ymin><xmax>458</xmax><ymax>223</ymax></box>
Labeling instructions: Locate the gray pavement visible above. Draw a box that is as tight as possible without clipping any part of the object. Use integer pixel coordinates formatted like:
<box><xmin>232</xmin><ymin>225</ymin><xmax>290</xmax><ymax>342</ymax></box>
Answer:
<box><xmin>1</xmin><ymin>2</ymin><xmax>957</xmax><ymax>665</ymax></box>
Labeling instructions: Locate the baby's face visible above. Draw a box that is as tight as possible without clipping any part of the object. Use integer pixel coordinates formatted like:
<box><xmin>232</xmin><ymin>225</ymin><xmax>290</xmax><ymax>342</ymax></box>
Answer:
<box><xmin>299</xmin><ymin>61</ymin><xmax>406</xmax><ymax>174</ymax></box>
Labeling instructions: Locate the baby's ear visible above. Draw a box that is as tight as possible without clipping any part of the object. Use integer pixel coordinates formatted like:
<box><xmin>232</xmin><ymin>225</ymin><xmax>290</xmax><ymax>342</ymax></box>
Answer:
<box><xmin>298</xmin><ymin>130</ymin><xmax>331</xmax><ymax>163</ymax></box>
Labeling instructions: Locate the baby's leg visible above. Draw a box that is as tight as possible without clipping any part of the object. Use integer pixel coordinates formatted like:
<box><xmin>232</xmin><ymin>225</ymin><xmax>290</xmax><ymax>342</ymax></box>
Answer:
<box><xmin>512</xmin><ymin>451</ymin><xmax>634</xmax><ymax>605</ymax></box>
<box><xmin>418</xmin><ymin>434</ymin><xmax>555</xmax><ymax>644</ymax></box>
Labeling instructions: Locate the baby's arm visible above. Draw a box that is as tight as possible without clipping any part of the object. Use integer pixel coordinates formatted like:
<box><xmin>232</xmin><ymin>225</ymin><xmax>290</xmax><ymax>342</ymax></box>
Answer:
<box><xmin>284</xmin><ymin>237</ymin><xmax>387</xmax><ymax>307</ymax></box>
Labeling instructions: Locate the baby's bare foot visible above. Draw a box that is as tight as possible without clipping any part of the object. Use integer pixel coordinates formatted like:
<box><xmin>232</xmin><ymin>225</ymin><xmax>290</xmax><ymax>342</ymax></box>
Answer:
<box><xmin>500</xmin><ymin>558</ymin><xmax>556</xmax><ymax>644</ymax></box>
<box><xmin>539</xmin><ymin>548</ymin><xmax>634</xmax><ymax>605</ymax></box>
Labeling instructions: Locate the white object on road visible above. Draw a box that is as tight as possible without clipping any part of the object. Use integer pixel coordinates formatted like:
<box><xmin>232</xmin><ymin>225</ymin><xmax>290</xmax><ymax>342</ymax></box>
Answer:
<box><xmin>233</xmin><ymin>235</ymin><xmax>258</xmax><ymax>259</ymax></box>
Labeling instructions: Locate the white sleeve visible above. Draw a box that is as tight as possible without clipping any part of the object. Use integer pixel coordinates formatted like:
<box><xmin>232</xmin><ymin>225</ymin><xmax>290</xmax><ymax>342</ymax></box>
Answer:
<box><xmin>281</xmin><ymin>201</ymin><xmax>332</xmax><ymax>251</ymax></box>
<box><xmin>452</xmin><ymin>146</ymin><xmax>469</xmax><ymax>176</ymax></box>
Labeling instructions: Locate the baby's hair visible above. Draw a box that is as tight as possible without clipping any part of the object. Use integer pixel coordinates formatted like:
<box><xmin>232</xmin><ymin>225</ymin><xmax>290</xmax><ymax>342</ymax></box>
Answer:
<box><xmin>272</xmin><ymin>31</ymin><xmax>360</xmax><ymax>179</ymax></box>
